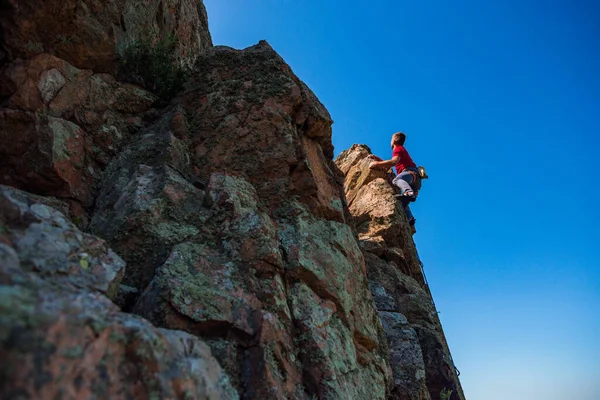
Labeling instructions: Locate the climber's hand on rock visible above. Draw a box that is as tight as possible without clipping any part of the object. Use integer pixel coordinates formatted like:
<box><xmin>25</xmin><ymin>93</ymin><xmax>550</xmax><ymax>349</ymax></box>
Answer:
<box><xmin>369</xmin><ymin>162</ymin><xmax>379</xmax><ymax>170</ymax></box>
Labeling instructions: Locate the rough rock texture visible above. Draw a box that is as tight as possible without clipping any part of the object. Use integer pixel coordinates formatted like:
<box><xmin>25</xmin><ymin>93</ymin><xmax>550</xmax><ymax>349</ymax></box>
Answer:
<box><xmin>0</xmin><ymin>53</ymin><xmax>158</xmax><ymax>225</ymax></box>
<box><xmin>335</xmin><ymin>145</ymin><xmax>465</xmax><ymax>400</ymax></box>
<box><xmin>336</xmin><ymin>144</ymin><xmax>422</xmax><ymax>283</ymax></box>
<box><xmin>0</xmin><ymin>186</ymin><xmax>124</xmax><ymax>299</ymax></box>
<box><xmin>0</xmin><ymin>0</ymin><xmax>212</xmax><ymax>73</ymax></box>
<box><xmin>0</xmin><ymin>184</ymin><xmax>71</xmax><ymax>216</ymax></box>
<box><xmin>88</xmin><ymin>41</ymin><xmax>392</xmax><ymax>399</ymax></box>
<box><xmin>0</xmin><ymin>186</ymin><xmax>237</xmax><ymax>400</ymax></box>
<box><xmin>119</xmin><ymin>0</ymin><xmax>213</xmax><ymax>70</ymax></box>
<box><xmin>0</xmin><ymin>1</ymin><xmax>465</xmax><ymax>398</ymax></box>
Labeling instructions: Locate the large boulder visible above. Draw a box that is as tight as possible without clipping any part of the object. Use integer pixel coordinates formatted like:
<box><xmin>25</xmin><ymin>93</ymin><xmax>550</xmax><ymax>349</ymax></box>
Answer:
<box><xmin>0</xmin><ymin>0</ymin><xmax>468</xmax><ymax>397</ymax></box>
<box><xmin>0</xmin><ymin>266</ymin><xmax>238</xmax><ymax>400</ymax></box>
<box><xmin>0</xmin><ymin>0</ymin><xmax>212</xmax><ymax>73</ymax></box>
<box><xmin>0</xmin><ymin>186</ymin><xmax>238</xmax><ymax>400</ymax></box>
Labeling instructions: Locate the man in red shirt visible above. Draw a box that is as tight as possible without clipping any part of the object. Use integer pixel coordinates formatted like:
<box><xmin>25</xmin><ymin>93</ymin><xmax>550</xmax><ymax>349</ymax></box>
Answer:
<box><xmin>368</xmin><ymin>132</ymin><xmax>421</xmax><ymax>229</ymax></box>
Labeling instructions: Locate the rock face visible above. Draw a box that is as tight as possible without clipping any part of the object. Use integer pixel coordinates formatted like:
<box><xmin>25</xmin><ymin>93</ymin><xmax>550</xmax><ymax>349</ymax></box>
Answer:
<box><xmin>0</xmin><ymin>0</ymin><xmax>212</xmax><ymax>73</ymax></box>
<box><xmin>0</xmin><ymin>53</ymin><xmax>158</xmax><ymax>226</ymax></box>
<box><xmin>0</xmin><ymin>0</ymin><xmax>213</xmax><ymax>223</ymax></box>
<box><xmin>90</xmin><ymin>42</ymin><xmax>392</xmax><ymax>399</ymax></box>
<box><xmin>335</xmin><ymin>144</ymin><xmax>422</xmax><ymax>281</ymax></box>
<box><xmin>0</xmin><ymin>184</ymin><xmax>124</xmax><ymax>299</ymax></box>
<box><xmin>0</xmin><ymin>2</ymin><xmax>465</xmax><ymax>399</ymax></box>
<box><xmin>0</xmin><ymin>186</ymin><xmax>237</xmax><ymax>400</ymax></box>
<box><xmin>335</xmin><ymin>145</ymin><xmax>465</xmax><ymax>400</ymax></box>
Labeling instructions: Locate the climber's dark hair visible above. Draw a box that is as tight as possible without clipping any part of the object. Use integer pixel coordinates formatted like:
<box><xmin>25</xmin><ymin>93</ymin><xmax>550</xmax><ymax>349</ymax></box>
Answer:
<box><xmin>391</xmin><ymin>132</ymin><xmax>406</xmax><ymax>147</ymax></box>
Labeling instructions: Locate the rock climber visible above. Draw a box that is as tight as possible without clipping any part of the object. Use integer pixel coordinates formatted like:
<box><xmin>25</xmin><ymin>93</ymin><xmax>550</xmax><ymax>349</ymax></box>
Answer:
<box><xmin>368</xmin><ymin>131</ymin><xmax>426</xmax><ymax>232</ymax></box>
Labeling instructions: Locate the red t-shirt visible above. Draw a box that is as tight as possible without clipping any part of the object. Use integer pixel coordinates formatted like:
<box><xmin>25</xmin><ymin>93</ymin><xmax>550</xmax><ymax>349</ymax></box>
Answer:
<box><xmin>392</xmin><ymin>145</ymin><xmax>416</xmax><ymax>173</ymax></box>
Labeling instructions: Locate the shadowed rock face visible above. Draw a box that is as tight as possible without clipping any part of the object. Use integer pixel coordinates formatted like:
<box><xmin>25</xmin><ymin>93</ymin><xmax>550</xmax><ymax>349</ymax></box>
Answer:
<box><xmin>0</xmin><ymin>185</ymin><xmax>125</xmax><ymax>298</ymax></box>
<box><xmin>0</xmin><ymin>186</ymin><xmax>237</xmax><ymax>400</ymax></box>
<box><xmin>0</xmin><ymin>0</ymin><xmax>212</xmax><ymax>73</ymax></box>
<box><xmin>0</xmin><ymin>0</ymin><xmax>212</xmax><ymax>220</ymax></box>
<box><xmin>335</xmin><ymin>146</ymin><xmax>465</xmax><ymax>400</ymax></box>
<box><xmin>0</xmin><ymin>53</ymin><xmax>158</xmax><ymax>227</ymax></box>
<box><xmin>90</xmin><ymin>41</ymin><xmax>392</xmax><ymax>399</ymax></box>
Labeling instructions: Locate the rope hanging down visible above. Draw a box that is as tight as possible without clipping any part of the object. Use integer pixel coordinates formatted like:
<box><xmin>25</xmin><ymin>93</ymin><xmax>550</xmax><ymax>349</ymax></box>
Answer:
<box><xmin>414</xmin><ymin>247</ymin><xmax>461</xmax><ymax>378</ymax></box>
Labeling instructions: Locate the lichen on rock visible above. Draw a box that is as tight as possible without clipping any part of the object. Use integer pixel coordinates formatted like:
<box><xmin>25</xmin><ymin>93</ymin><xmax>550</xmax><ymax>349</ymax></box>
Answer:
<box><xmin>0</xmin><ymin>1</ymin><xmax>465</xmax><ymax>398</ymax></box>
<box><xmin>83</xmin><ymin>39</ymin><xmax>394</xmax><ymax>399</ymax></box>
<box><xmin>0</xmin><ymin>186</ymin><xmax>124</xmax><ymax>299</ymax></box>
<box><xmin>0</xmin><ymin>186</ymin><xmax>237</xmax><ymax>400</ymax></box>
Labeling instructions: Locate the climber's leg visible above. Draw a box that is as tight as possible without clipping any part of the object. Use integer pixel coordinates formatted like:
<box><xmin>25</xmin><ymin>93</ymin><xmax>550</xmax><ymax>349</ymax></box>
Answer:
<box><xmin>393</xmin><ymin>172</ymin><xmax>417</xmax><ymax>230</ymax></box>
<box><xmin>392</xmin><ymin>171</ymin><xmax>414</xmax><ymax>194</ymax></box>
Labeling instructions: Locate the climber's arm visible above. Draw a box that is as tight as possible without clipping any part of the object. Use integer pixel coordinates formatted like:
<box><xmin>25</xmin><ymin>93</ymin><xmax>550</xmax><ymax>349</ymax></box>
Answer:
<box><xmin>369</xmin><ymin>156</ymin><xmax>398</xmax><ymax>170</ymax></box>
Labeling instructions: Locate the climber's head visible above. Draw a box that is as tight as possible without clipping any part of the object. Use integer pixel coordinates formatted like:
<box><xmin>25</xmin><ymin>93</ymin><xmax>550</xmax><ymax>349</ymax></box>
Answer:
<box><xmin>390</xmin><ymin>132</ymin><xmax>406</xmax><ymax>149</ymax></box>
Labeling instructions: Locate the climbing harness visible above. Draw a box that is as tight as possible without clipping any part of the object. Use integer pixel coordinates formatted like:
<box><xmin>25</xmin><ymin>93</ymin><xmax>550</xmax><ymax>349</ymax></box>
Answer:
<box><xmin>404</xmin><ymin>168</ymin><xmax>420</xmax><ymax>184</ymax></box>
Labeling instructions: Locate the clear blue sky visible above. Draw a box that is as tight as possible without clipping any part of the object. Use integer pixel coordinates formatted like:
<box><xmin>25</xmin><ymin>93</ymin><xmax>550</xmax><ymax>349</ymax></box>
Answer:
<box><xmin>204</xmin><ymin>1</ymin><xmax>600</xmax><ymax>399</ymax></box>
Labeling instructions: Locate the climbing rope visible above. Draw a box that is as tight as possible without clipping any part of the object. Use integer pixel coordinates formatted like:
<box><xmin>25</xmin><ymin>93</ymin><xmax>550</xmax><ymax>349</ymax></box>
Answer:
<box><xmin>414</xmin><ymin>247</ymin><xmax>461</xmax><ymax>379</ymax></box>
<box><xmin>387</xmin><ymin>168</ymin><xmax>462</xmax><ymax>381</ymax></box>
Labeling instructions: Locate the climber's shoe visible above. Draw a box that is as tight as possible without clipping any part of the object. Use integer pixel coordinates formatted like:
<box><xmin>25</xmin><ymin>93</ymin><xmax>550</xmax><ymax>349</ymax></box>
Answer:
<box><xmin>394</xmin><ymin>190</ymin><xmax>416</xmax><ymax>199</ymax></box>
<box><xmin>408</xmin><ymin>218</ymin><xmax>416</xmax><ymax>226</ymax></box>
<box><xmin>394</xmin><ymin>191</ymin><xmax>417</xmax><ymax>205</ymax></box>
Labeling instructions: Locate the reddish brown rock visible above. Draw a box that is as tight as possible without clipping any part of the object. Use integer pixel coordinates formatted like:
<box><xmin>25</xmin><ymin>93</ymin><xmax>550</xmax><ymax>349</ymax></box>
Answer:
<box><xmin>0</xmin><ymin>109</ymin><xmax>92</xmax><ymax>206</ymax></box>
<box><xmin>335</xmin><ymin>144</ymin><xmax>422</xmax><ymax>281</ymax></box>
<box><xmin>0</xmin><ymin>0</ymin><xmax>468</xmax><ymax>398</ymax></box>
<box><xmin>119</xmin><ymin>0</ymin><xmax>213</xmax><ymax>70</ymax></box>
<box><xmin>0</xmin><ymin>0</ymin><xmax>212</xmax><ymax>73</ymax></box>
<box><xmin>1</xmin><ymin>53</ymin><xmax>157</xmax><ymax>159</ymax></box>
<box><xmin>0</xmin><ymin>279</ymin><xmax>238</xmax><ymax>400</ymax></box>
<box><xmin>0</xmin><ymin>53</ymin><xmax>158</xmax><ymax>222</ymax></box>
<box><xmin>185</xmin><ymin>42</ymin><xmax>342</xmax><ymax>219</ymax></box>
<box><xmin>336</xmin><ymin>145</ymin><xmax>465</xmax><ymax>400</ymax></box>
<box><xmin>88</xmin><ymin>41</ymin><xmax>392</xmax><ymax>399</ymax></box>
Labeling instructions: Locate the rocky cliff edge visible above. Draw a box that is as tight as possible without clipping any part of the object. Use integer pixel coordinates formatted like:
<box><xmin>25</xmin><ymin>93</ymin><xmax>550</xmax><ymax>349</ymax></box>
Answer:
<box><xmin>0</xmin><ymin>1</ymin><xmax>464</xmax><ymax>399</ymax></box>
